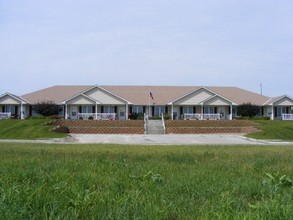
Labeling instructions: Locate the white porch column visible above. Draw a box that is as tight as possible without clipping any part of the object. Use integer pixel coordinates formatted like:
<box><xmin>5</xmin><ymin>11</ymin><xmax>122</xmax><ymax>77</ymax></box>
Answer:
<box><xmin>171</xmin><ymin>104</ymin><xmax>174</xmax><ymax>120</ymax></box>
<box><xmin>271</xmin><ymin>104</ymin><xmax>274</xmax><ymax>120</ymax></box>
<box><xmin>125</xmin><ymin>104</ymin><xmax>128</xmax><ymax>120</ymax></box>
<box><xmin>20</xmin><ymin>102</ymin><xmax>24</xmax><ymax>119</ymax></box>
<box><xmin>65</xmin><ymin>104</ymin><xmax>68</xmax><ymax>119</ymax></box>
<box><xmin>230</xmin><ymin>105</ymin><xmax>233</xmax><ymax>120</ymax></box>
<box><xmin>95</xmin><ymin>103</ymin><xmax>98</xmax><ymax>119</ymax></box>
<box><xmin>201</xmin><ymin>103</ymin><xmax>204</xmax><ymax>120</ymax></box>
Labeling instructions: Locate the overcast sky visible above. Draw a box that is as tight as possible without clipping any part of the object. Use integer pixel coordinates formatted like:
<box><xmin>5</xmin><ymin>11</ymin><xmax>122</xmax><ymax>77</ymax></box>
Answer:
<box><xmin>1</xmin><ymin>0</ymin><xmax>293</xmax><ymax>97</ymax></box>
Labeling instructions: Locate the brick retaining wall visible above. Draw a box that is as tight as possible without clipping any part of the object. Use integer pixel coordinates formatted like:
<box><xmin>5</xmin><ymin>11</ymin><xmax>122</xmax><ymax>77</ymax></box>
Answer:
<box><xmin>69</xmin><ymin>127</ymin><xmax>144</xmax><ymax>134</ymax></box>
<box><xmin>48</xmin><ymin>119</ymin><xmax>258</xmax><ymax>134</ymax></box>
<box><xmin>166</xmin><ymin>127</ymin><xmax>258</xmax><ymax>134</ymax></box>
<box><xmin>165</xmin><ymin>120</ymin><xmax>258</xmax><ymax>134</ymax></box>
<box><xmin>165</xmin><ymin>120</ymin><xmax>257</xmax><ymax>127</ymax></box>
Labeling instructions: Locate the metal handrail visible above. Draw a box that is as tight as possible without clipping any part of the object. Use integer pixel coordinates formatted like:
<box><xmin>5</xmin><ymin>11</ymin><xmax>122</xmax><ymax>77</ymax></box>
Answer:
<box><xmin>144</xmin><ymin>113</ymin><xmax>148</xmax><ymax>134</ymax></box>
<box><xmin>161</xmin><ymin>113</ymin><xmax>166</xmax><ymax>134</ymax></box>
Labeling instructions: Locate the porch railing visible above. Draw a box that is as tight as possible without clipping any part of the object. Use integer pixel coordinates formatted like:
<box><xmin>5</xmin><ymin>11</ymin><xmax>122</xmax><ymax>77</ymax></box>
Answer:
<box><xmin>184</xmin><ymin>113</ymin><xmax>202</xmax><ymax>120</ymax></box>
<box><xmin>282</xmin><ymin>114</ymin><xmax>293</xmax><ymax>120</ymax></box>
<box><xmin>0</xmin><ymin>112</ymin><xmax>11</xmax><ymax>119</ymax></box>
<box><xmin>77</xmin><ymin>113</ymin><xmax>116</xmax><ymax>120</ymax></box>
<box><xmin>184</xmin><ymin>113</ymin><xmax>221</xmax><ymax>120</ymax></box>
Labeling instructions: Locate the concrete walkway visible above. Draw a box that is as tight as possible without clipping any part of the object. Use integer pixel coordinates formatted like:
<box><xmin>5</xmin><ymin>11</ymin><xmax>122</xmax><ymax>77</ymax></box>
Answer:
<box><xmin>1</xmin><ymin>134</ymin><xmax>293</xmax><ymax>145</ymax></box>
<box><xmin>69</xmin><ymin>134</ymin><xmax>293</xmax><ymax>145</ymax></box>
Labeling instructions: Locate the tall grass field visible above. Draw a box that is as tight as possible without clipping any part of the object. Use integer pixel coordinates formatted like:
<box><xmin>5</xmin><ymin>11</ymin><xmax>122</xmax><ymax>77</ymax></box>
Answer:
<box><xmin>1</xmin><ymin>143</ymin><xmax>293</xmax><ymax>219</ymax></box>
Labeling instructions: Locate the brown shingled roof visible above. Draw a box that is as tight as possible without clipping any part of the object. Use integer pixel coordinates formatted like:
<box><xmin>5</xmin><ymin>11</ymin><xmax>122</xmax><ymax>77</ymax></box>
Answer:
<box><xmin>20</xmin><ymin>85</ymin><xmax>271</xmax><ymax>105</ymax></box>
<box><xmin>102</xmin><ymin>86</ymin><xmax>197</xmax><ymax>105</ymax></box>
<box><xmin>21</xmin><ymin>85</ymin><xmax>92</xmax><ymax>104</ymax></box>
<box><xmin>206</xmin><ymin>87</ymin><xmax>270</xmax><ymax>105</ymax></box>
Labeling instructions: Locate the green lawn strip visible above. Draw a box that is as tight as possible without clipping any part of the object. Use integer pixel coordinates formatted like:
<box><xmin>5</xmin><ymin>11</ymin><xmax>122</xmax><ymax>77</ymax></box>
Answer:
<box><xmin>0</xmin><ymin>119</ymin><xmax>67</xmax><ymax>139</ymax></box>
<box><xmin>1</xmin><ymin>119</ymin><xmax>293</xmax><ymax>141</ymax></box>
<box><xmin>1</xmin><ymin>143</ymin><xmax>293</xmax><ymax>219</ymax></box>
<box><xmin>246</xmin><ymin>120</ymin><xmax>293</xmax><ymax>141</ymax></box>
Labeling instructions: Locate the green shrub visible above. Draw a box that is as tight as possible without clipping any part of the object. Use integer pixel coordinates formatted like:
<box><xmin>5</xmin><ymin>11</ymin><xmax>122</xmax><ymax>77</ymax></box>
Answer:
<box><xmin>28</xmin><ymin>115</ymin><xmax>47</xmax><ymax>120</ymax></box>
<box><xmin>50</xmin><ymin>115</ymin><xmax>63</xmax><ymax>120</ymax></box>
<box><xmin>164</xmin><ymin>114</ymin><xmax>171</xmax><ymax>120</ymax></box>
<box><xmin>10</xmin><ymin>114</ymin><xmax>19</xmax><ymax>119</ymax></box>
<box><xmin>238</xmin><ymin>102</ymin><xmax>259</xmax><ymax>118</ymax></box>
<box><xmin>129</xmin><ymin>112</ymin><xmax>144</xmax><ymax>120</ymax></box>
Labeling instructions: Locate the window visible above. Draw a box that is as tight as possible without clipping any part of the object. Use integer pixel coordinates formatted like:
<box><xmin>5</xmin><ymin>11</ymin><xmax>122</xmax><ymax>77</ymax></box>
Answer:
<box><xmin>154</xmin><ymin>106</ymin><xmax>165</xmax><ymax>116</ymax></box>
<box><xmin>104</xmin><ymin>106</ymin><xmax>114</xmax><ymax>113</ymax></box>
<box><xmin>277</xmin><ymin>107</ymin><xmax>287</xmax><ymax>117</ymax></box>
<box><xmin>183</xmin><ymin>106</ymin><xmax>193</xmax><ymax>114</ymax></box>
<box><xmin>132</xmin><ymin>106</ymin><xmax>143</xmax><ymax>114</ymax></box>
<box><xmin>4</xmin><ymin>106</ymin><xmax>16</xmax><ymax>114</ymax></box>
<box><xmin>204</xmin><ymin>106</ymin><xmax>215</xmax><ymax>114</ymax></box>
<box><xmin>233</xmin><ymin>107</ymin><xmax>239</xmax><ymax>117</ymax></box>
<box><xmin>82</xmin><ymin>106</ymin><xmax>92</xmax><ymax>113</ymax></box>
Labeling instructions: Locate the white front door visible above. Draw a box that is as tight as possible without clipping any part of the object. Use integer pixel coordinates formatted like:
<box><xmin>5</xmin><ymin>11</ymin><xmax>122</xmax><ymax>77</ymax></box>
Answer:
<box><xmin>218</xmin><ymin>106</ymin><xmax>226</xmax><ymax>119</ymax></box>
<box><xmin>118</xmin><ymin>106</ymin><xmax>126</xmax><ymax>120</ymax></box>
<box><xmin>71</xmin><ymin>106</ymin><xmax>78</xmax><ymax>119</ymax></box>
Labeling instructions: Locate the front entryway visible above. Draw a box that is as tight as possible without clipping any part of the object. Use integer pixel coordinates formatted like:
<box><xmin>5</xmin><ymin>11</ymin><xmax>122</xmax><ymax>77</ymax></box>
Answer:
<box><xmin>218</xmin><ymin>107</ymin><xmax>226</xmax><ymax>119</ymax></box>
<box><xmin>71</xmin><ymin>106</ymin><xmax>78</xmax><ymax>119</ymax></box>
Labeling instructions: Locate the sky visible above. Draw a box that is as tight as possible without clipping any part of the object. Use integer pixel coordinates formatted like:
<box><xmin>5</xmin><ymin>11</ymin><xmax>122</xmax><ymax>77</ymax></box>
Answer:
<box><xmin>0</xmin><ymin>0</ymin><xmax>293</xmax><ymax>97</ymax></box>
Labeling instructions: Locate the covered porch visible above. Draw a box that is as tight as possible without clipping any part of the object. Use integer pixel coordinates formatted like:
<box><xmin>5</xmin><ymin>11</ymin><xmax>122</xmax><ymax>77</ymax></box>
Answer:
<box><xmin>0</xmin><ymin>93</ymin><xmax>29</xmax><ymax>119</ymax></box>
<box><xmin>63</xmin><ymin>93</ymin><xmax>130</xmax><ymax>120</ymax></box>
<box><xmin>265</xmin><ymin>95</ymin><xmax>293</xmax><ymax>120</ymax></box>
<box><xmin>170</xmin><ymin>93</ymin><xmax>236</xmax><ymax>120</ymax></box>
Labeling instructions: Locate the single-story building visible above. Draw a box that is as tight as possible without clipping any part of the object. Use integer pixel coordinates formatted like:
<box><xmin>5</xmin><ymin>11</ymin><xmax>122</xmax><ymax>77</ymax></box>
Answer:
<box><xmin>1</xmin><ymin>85</ymin><xmax>293</xmax><ymax>120</ymax></box>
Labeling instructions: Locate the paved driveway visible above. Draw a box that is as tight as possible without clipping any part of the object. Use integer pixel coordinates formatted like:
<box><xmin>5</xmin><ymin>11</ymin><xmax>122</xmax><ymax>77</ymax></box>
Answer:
<box><xmin>1</xmin><ymin>134</ymin><xmax>293</xmax><ymax>145</ymax></box>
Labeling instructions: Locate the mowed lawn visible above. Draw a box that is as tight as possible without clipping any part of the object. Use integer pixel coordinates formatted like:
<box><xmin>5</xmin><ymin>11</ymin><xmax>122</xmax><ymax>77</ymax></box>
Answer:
<box><xmin>247</xmin><ymin>120</ymin><xmax>293</xmax><ymax>141</ymax></box>
<box><xmin>1</xmin><ymin>119</ymin><xmax>293</xmax><ymax>141</ymax></box>
<box><xmin>0</xmin><ymin>119</ymin><xmax>67</xmax><ymax>139</ymax></box>
<box><xmin>1</xmin><ymin>143</ymin><xmax>293</xmax><ymax>219</ymax></box>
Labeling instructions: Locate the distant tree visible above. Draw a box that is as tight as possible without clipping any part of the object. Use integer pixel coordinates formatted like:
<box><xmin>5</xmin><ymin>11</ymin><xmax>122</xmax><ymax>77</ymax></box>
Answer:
<box><xmin>237</xmin><ymin>102</ymin><xmax>259</xmax><ymax>118</ymax></box>
<box><xmin>33</xmin><ymin>100</ymin><xmax>61</xmax><ymax>117</ymax></box>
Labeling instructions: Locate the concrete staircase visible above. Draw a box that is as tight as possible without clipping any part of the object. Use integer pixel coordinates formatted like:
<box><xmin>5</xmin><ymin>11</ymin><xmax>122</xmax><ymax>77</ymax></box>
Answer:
<box><xmin>146</xmin><ymin>120</ymin><xmax>165</xmax><ymax>134</ymax></box>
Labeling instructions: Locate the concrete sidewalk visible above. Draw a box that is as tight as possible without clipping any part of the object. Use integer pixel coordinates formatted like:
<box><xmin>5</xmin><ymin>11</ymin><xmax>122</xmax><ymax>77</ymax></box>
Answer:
<box><xmin>1</xmin><ymin>134</ymin><xmax>293</xmax><ymax>145</ymax></box>
<box><xmin>70</xmin><ymin>134</ymin><xmax>293</xmax><ymax>145</ymax></box>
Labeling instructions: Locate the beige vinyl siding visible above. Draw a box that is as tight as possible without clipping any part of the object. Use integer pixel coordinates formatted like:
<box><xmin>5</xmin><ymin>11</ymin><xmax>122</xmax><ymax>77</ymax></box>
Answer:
<box><xmin>274</xmin><ymin>97</ymin><xmax>293</xmax><ymax>106</ymax></box>
<box><xmin>0</xmin><ymin>95</ymin><xmax>21</xmax><ymax>105</ymax></box>
<box><xmin>66</xmin><ymin>95</ymin><xmax>96</xmax><ymax>105</ymax></box>
<box><xmin>173</xmin><ymin>88</ymin><xmax>214</xmax><ymax>105</ymax></box>
<box><xmin>85</xmin><ymin>88</ymin><xmax>126</xmax><ymax>105</ymax></box>
<box><xmin>204</xmin><ymin>96</ymin><xmax>231</xmax><ymax>106</ymax></box>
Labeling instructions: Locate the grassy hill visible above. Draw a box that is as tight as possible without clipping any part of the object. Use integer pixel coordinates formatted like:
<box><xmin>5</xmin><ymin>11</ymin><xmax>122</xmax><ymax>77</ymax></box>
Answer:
<box><xmin>0</xmin><ymin>119</ymin><xmax>67</xmax><ymax>139</ymax></box>
<box><xmin>247</xmin><ymin>120</ymin><xmax>293</xmax><ymax>141</ymax></box>
<box><xmin>0</xmin><ymin>119</ymin><xmax>293</xmax><ymax>141</ymax></box>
